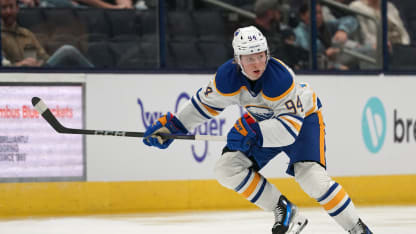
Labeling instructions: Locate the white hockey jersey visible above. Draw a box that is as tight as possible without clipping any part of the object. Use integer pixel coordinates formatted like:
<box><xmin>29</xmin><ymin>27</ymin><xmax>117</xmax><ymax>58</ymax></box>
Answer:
<box><xmin>176</xmin><ymin>58</ymin><xmax>322</xmax><ymax>148</ymax></box>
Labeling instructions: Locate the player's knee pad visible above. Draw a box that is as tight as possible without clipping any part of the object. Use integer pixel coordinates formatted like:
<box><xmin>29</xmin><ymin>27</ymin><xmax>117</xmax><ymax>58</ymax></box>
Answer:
<box><xmin>294</xmin><ymin>162</ymin><xmax>334</xmax><ymax>199</ymax></box>
<box><xmin>214</xmin><ymin>151</ymin><xmax>253</xmax><ymax>189</ymax></box>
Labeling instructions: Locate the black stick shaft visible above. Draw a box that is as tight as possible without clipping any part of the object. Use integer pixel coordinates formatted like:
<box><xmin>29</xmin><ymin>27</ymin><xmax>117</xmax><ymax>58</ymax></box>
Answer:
<box><xmin>32</xmin><ymin>97</ymin><xmax>196</xmax><ymax>140</ymax></box>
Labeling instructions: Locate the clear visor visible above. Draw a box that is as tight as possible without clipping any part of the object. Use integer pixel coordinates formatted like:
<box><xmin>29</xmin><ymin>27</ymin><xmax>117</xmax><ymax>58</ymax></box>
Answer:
<box><xmin>239</xmin><ymin>52</ymin><xmax>267</xmax><ymax>65</ymax></box>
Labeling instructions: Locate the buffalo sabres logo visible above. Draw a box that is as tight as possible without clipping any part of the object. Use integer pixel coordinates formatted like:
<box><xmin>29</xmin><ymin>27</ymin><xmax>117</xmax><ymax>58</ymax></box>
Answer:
<box><xmin>246</xmin><ymin>105</ymin><xmax>274</xmax><ymax>121</ymax></box>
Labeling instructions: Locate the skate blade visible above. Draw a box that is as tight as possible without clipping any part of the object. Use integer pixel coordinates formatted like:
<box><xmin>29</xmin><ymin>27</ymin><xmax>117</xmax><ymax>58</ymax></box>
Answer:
<box><xmin>287</xmin><ymin>216</ymin><xmax>308</xmax><ymax>234</ymax></box>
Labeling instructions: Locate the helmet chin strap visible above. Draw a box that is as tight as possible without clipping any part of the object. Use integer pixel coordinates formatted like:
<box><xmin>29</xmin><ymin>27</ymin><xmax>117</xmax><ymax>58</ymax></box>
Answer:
<box><xmin>237</xmin><ymin>60</ymin><xmax>251</xmax><ymax>79</ymax></box>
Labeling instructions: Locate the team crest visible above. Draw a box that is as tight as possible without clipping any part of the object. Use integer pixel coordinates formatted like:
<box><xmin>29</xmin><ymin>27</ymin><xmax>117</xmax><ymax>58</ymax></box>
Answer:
<box><xmin>245</xmin><ymin>105</ymin><xmax>274</xmax><ymax>121</ymax></box>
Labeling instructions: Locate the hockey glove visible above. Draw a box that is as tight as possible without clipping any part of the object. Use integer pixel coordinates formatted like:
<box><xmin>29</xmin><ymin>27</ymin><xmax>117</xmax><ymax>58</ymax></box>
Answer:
<box><xmin>143</xmin><ymin>112</ymin><xmax>188</xmax><ymax>149</ymax></box>
<box><xmin>227</xmin><ymin>113</ymin><xmax>262</xmax><ymax>152</ymax></box>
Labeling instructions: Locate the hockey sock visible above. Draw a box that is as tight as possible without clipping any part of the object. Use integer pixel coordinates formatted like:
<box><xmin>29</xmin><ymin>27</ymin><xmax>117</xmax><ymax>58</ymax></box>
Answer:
<box><xmin>234</xmin><ymin>168</ymin><xmax>281</xmax><ymax>211</ymax></box>
<box><xmin>317</xmin><ymin>182</ymin><xmax>360</xmax><ymax>231</ymax></box>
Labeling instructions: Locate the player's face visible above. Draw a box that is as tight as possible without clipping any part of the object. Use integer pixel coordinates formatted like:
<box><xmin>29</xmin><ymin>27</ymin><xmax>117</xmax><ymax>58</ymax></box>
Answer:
<box><xmin>240</xmin><ymin>52</ymin><xmax>267</xmax><ymax>81</ymax></box>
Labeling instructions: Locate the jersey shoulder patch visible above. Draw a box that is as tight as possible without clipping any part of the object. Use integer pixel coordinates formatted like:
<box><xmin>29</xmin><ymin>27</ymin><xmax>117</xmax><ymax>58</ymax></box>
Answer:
<box><xmin>214</xmin><ymin>59</ymin><xmax>245</xmax><ymax>96</ymax></box>
<box><xmin>261</xmin><ymin>58</ymin><xmax>294</xmax><ymax>101</ymax></box>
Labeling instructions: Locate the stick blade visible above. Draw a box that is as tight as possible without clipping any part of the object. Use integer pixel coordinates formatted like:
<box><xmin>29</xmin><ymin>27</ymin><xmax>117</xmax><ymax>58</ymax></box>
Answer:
<box><xmin>31</xmin><ymin>96</ymin><xmax>41</xmax><ymax>106</ymax></box>
<box><xmin>31</xmin><ymin>97</ymin><xmax>48</xmax><ymax>114</ymax></box>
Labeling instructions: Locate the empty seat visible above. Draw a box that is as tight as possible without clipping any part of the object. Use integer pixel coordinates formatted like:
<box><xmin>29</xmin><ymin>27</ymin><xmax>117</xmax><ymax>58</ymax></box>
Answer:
<box><xmin>390</xmin><ymin>44</ymin><xmax>416</xmax><ymax>70</ymax></box>
<box><xmin>17</xmin><ymin>8</ymin><xmax>46</xmax><ymax>34</ymax></box>
<box><xmin>167</xmin><ymin>11</ymin><xmax>197</xmax><ymax>42</ymax></box>
<box><xmin>110</xmin><ymin>40</ymin><xmax>141</xmax><ymax>68</ymax></box>
<box><xmin>76</xmin><ymin>9</ymin><xmax>111</xmax><ymax>39</ymax></box>
<box><xmin>77</xmin><ymin>33</ymin><xmax>109</xmax><ymax>54</ymax></box>
<box><xmin>138</xmin><ymin>11</ymin><xmax>158</xmax><ymax>41</ymax></box>
<box><xmin>113</xmin><ymin>41</ymin><xmax>159</xmax><ymax>69</ymax></box>
<box><xmin>167</xmin><ymin>41</ymin><xmax>204</xmax><ymax>69</ymax></box>
<box><xmin>44</xmin><ymin>9</ymin><xmax>86</xmax><ymax>39</ymax></box>
<box><xmin>44</xmin><ymin>8</ymin><xmax>77</xmax><ymax>26</ymax></box>
<box><xmin>198</xmin><ymin>41</ymin><xmax>231</xmax><ymax>69</ymax></box>
<box><xmin>110</xmin><ymin>34</ymin><xmax>141</xmax><ymax>42</ymax></box>
<box><xmin>80</xmin><ymin>33</ymin><xmax>110</xmax><ymax>43</ymax></box>
<box><xmin>106</xmin><ymin>10</ymin><xmax>139</xmax><ymax>38</ymax></box>
<box><xmin>193</xmin><ymin>11</ymin><xmax>227</xmax><ymax>42</ymax></box>
<box><xmin>139</xmin><ymin>41</ymin><xmax>159</xmax><ymax>68</ymax></box>
<box><xmin>86</xmin><ymin>41</ymin><xmax>114</xmax><ymax>68</ymax></box>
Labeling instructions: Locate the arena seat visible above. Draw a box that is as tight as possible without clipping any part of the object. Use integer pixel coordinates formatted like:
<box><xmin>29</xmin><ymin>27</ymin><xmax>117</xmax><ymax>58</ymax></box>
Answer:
<box><xmin>17</xmin><ymin>8</ymin><xmax>46</xmax><ymax>34</ymax></box>
<box><xmin>167</xmin><ymin>41</ymin><xmax>204</xmax><ymax>69</ymax></box>
<box><xmin>390</xmin><ymin>44</ymin><xmax>416</xmax><ymax>70</ymax></box>
<box><xmin>167</xmin><ymin>11</ymin><xmax>197</xmax><ymax>42</ymax></box>
<box><xmin>86</xmin><ymin>41</ymin><xmax>114</xmax><ymax>68</ymax></box>
<box><xmin>105</xmin><ymin>10</ymin><xmax>139</xmax><ymax>38</ymax></box>
<box><xmin>138</xmin><ymin>11</ymin><xmax>158</xmax><ymax>41</ymax></box>
<box><xmin>43</xmin><ymin>8</ymin><xmax>77</xmax><ymax>27</ymax></box>
<box><xmin>193</xmin><ymin>11</ymin><xmax>227</xmax><ymax>42</ymax></box>
<box><xmin>44</xmin><ymin>9</ymin><xmax>85</xmax><ymax>40</ymax></box>
<box><xmin>198</xmin><ymin>41</ymin><xmax>231</xmax><ymax>69</ymax></box>
<box><xmin>139</xmin><ymin>41</ymin><xmax>159</xmax><ymax>68</ymax></box>
<box><xmin>76</xmin><ymin>9</ymin><xmax>112</xmax><ymax>40</ymax></box>
<box><xmin>110</xmin><ymin>40</ymin><xmax>140</xmax><ymax>68</ymax></box>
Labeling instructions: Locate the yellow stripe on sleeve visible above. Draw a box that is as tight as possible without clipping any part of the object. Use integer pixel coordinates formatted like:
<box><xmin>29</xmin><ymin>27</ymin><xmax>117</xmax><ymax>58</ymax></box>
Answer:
<box><xmin>201</xmin><ymin>103</ymin><xmax>219</xmax><ymax>116</ymax></box>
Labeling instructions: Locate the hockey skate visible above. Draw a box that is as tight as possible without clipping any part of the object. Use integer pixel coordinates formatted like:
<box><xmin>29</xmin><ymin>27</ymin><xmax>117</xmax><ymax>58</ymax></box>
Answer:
<box><xmin>272</xmin><ymin>195</ymin><xmax>308</xmax><ymax>234</ymax></box>
<box><xmin>348</xmin><ymin>219</ymin><xmax>372</xmax><ymax>234</ymax></box>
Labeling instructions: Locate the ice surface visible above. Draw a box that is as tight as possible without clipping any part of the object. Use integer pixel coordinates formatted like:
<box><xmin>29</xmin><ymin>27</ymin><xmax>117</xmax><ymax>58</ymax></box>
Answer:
<box><xmin>0</xmin><ymin>206</ymin><xmax>414</xmax><ymax>234</ymax></box>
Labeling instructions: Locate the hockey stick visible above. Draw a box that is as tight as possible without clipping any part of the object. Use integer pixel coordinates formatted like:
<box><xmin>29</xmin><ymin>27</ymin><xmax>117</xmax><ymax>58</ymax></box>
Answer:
<box><xmin>31</xmin><ymin>97</ymin><xmax>226</xmax><ymax>141</ymax></box>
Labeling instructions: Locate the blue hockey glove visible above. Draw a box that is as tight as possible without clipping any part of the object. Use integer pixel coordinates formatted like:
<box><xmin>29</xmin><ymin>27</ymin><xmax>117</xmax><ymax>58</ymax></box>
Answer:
<box><xmin>227</xmin><ymin>114</ymin><xmax>262</xmax><ymax>152</ymax></box>
<box><xmin>143</xmin><ymin>112</ymin><xmax>188</xmax><ymax>149</ymax></box>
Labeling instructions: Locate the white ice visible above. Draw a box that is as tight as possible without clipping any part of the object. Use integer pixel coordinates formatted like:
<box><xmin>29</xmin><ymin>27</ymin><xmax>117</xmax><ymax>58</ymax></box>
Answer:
<box><xmin>0</xmin><ymin>206</ymin><xmax>415</xmax><ymax>234</ymax></box>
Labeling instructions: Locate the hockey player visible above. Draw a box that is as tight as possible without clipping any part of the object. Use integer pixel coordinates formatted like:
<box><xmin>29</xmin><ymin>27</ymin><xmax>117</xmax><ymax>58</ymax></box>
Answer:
<box><xmin>142</xmin><ymin>26</ymin><xmax>372</xmax><ymax>234</ymax></box>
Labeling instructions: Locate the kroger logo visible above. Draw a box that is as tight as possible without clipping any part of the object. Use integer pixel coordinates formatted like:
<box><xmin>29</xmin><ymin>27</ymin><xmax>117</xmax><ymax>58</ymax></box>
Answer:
<box><xmin>361</xmin><ymin>97</ymin><xmax>386</xmax><ymax>153</ymax></box>
<box><xmin>137</xmin><ymin>92</ymin><xmax>230</xmax><ymax>163</ymax></box>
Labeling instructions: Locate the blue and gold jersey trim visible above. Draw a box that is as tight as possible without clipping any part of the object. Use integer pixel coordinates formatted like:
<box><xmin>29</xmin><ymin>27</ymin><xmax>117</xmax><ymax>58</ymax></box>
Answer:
<box><xmin>213</xmin><ymin>77</ymin><xmax>248</xmax><ymax>96</ymax></box>
<box><xmin>191</xmin><ymin>89</ymin><xmax>225</xmax><ymax>119</ymax></box>
<box><xmin>260</xmin><ymin>58</ymin><xmax>295</xmax><ymax>101</ymax></box>
<box><xmin>261</xmin><ymin>81</ymin><xmax>294</xmax><ymax>101</ymax></box>
<box><xmin>213</xmin><ymin>60</ymin><xmax>246</xmax><ymax>96</ymax></box>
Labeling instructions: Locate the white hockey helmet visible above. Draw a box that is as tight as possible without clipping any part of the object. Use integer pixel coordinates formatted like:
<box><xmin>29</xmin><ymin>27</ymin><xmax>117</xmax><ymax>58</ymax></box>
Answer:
<box><xmin>232</xmin><ymin>25</ymin><xmax>270</xmax><ymax>64</ymax></box>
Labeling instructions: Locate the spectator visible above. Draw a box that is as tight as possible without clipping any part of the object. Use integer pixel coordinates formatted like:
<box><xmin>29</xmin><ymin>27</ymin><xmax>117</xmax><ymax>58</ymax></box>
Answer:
<box><xmin>1</xmin><ymin>0</ymin><xmax>94</xmax><ymax>68</ymax></box>
<box><xmin>252</xmin><ymin>0</ymin><xmax>285</xmax><ymax>55</ymax></box>
<box><xmin>18</xmin><ymin>0</ymin><xmax>38</xmax><ymax>7</ymax></box>
<box><xmin>294</xmin><ymin>1</ymin><xmax>359</xmax><ymax>70</ymax></box>
<box><xmin>278</xmin><ymin>28</ymin><xmax>309</xmax><ymax>70</ymax></box>
<box><xmin>20</xmin><ymin>0</ymin><xmax>134</xmax><ymax>9</ymax></box>
<box><xmin>2</xmin><ymin>51</ymin><xmax>12</xmax><ymax>66</ymax></box>
<box><xmin>322</xmin><ymin>0</ymin><xmax>355</xmax><ymax>21</ymax></box>
<box><xmin>349</xmin><ymin>0</ymin><xmax>410</xmax><ymax>47</ymax></box>
<box><xmin>252</xmin><ymin>0</ymin><xmax>308</xmax><ymax>69</ymax></box>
